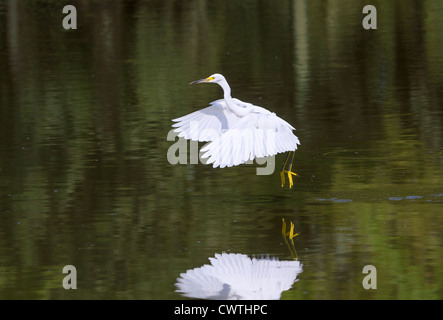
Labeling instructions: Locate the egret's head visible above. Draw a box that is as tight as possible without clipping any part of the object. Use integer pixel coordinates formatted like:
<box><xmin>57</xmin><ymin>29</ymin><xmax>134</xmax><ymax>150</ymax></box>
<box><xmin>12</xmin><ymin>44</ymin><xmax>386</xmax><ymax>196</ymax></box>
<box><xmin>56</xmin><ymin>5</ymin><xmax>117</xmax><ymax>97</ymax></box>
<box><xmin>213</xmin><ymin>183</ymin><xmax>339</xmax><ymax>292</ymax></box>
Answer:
<box><xmin>189</xmin><ymin>73</ymin><xmax>226</xmax><ymax>85</ymax></box>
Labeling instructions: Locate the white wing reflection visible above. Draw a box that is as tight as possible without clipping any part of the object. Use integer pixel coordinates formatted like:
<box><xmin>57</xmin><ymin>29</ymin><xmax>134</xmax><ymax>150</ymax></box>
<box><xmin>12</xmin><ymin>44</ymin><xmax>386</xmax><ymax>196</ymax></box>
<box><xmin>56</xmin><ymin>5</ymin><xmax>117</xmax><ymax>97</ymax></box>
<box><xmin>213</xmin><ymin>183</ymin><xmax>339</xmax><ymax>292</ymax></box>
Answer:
<box><xmin>175</xmin><ymin>253</ymin><xmax>302</xmax><ymax>300</ymax></box>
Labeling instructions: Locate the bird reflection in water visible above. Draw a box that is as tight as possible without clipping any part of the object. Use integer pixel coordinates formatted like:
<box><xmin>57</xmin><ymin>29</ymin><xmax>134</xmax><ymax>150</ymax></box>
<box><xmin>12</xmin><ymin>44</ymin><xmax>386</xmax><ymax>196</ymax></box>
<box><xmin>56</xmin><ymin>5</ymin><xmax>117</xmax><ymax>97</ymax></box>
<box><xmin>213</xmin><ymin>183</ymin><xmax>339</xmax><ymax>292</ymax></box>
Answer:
<box><xmin>175</xmin><ymin>219</ymin><xmax>302</xmax><ymax>300</ymax></box>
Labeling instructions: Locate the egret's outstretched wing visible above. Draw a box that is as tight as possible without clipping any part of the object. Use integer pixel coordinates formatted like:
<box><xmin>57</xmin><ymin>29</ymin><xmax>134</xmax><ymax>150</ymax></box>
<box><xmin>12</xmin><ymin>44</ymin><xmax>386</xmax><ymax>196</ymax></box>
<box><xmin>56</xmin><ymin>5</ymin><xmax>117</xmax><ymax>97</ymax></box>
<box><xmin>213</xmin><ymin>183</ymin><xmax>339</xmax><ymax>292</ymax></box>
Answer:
<box><xmin>200</xmin><ymin>106</ymin><xmax>300</xmax><ymax>168</ymax></box>
<box><xmin>175</xmin><ymin>264</ymin><xmax>231</xmax><ymax>300</ymax></box>
<box><xmin>172</xmin><ymin>99</ymin><xmax>240</xmax><ymax>142</ymax></box>
<box><xmin>208</xmin><ymin>253</ymin><xmax>302</xmax><ymax>300</ymax></box>
<box><xmin>175</xmin><ymin>253</ymin><xmax>303</xmax><ymax>300</ymax></box>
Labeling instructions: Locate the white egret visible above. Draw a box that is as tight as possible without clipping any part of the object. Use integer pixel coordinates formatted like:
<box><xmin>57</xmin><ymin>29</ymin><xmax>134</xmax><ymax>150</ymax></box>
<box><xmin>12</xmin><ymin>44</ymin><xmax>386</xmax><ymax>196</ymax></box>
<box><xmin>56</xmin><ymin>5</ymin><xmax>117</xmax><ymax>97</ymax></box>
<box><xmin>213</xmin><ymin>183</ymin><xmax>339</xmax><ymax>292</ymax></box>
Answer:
<box><xmin>172</xmin><ymin>74</ymin><xmax>300</xmax><ymax>188</ymax></box>
<box><xmin>175</xmin><ymin>253</ymin><xmax>303</xmax><ymax>300</ymax></box>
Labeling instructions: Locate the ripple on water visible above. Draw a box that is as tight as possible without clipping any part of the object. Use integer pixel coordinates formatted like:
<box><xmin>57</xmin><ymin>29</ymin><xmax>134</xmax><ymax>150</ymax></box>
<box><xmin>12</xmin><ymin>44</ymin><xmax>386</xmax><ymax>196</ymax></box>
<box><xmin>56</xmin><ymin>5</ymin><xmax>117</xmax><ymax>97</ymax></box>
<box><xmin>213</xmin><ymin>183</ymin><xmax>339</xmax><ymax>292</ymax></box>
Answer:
<box><xmin>386</xmin><ymin>194</ymin><xmax>442</xmax><ymax>202</ymax></box>
<box><xmin>315</xmin><ymin>198</ymin><xmax>353</xmax><ymax>203</ymax></box>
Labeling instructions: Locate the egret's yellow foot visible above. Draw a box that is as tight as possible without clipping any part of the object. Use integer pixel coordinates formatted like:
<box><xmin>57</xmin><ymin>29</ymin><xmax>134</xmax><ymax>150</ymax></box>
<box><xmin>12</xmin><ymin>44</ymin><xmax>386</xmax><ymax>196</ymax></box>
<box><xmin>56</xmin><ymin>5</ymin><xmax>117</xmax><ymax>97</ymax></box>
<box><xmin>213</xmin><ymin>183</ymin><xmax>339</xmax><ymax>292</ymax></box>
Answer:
<box><xmin>281</xmin><ymin>170</ymin><xmax>298</xmax><ymax>189</ymax></box>
<box><xmin>280</xmin><ymin>151</ymin><xmax>298</xmax><ymax>189</ymax></box>
<box><xmin>288</xmin><ymin>221</ymin><xmax>299</xmax><ymax>240</ymax></box>
<box><xmin>282</xmin><ymin>219</ymin><xmax>299</xmax><ymax>259</ymax></box>
<box><xmin>282</xmin><ymin>219</ymin><xmax>299</xmax><ymax>240</ymax></box>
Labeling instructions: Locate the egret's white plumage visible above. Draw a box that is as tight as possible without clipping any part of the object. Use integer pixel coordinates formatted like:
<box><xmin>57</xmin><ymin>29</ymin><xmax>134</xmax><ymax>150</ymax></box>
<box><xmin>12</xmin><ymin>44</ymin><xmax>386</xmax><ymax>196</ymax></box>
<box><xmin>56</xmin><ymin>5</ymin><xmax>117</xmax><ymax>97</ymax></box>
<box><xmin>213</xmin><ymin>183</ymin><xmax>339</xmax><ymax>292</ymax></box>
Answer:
<box><xmin>172</xmin><ymin>74</ymin><xmax>300</xmax><ymax>169</ymax></box>
<box><xmin>175</xmin><ymin>253</ymin><xmax>303</xmax><ymax>300</ymax></box>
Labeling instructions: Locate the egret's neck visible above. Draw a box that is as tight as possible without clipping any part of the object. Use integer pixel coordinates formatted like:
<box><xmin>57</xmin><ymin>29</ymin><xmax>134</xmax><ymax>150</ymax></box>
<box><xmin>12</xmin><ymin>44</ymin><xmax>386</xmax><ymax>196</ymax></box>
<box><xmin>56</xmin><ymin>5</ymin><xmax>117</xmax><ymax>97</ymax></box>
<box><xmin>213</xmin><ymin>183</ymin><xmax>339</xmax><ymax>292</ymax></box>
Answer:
<box><xmin>218</xmin><ymin>79</ymin><xmax>232</xmax><ymax>102</ymax></box>
<box><xmin>217</xmin><ymin>79</ymin><xmax>250</xmax><ymax>117</ymax></box>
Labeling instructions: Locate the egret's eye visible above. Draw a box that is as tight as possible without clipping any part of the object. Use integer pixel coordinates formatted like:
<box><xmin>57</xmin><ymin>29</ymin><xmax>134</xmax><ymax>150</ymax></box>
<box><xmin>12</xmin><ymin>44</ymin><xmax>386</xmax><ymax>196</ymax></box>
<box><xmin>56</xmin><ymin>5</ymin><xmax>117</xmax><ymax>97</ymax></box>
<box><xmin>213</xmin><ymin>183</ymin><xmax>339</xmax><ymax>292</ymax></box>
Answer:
<box><xmin>207</xmin><ymin>76</ymin><xmax>215</xmax><ymax>81</ymax></box>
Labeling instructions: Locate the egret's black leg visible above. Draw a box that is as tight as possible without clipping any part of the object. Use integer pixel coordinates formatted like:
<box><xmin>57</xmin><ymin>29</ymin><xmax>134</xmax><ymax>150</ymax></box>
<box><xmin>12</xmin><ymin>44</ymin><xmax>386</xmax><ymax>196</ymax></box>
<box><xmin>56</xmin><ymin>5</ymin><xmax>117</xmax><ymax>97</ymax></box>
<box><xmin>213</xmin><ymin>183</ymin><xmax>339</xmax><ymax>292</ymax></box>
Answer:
<box><xmin>280</xmin><ymin>151</ymin><xmax>298</xmax><ymax>189</ymax></box>
<box><xmin>280</xmin><ymin>152</ymin><xmax>291</xmax><ymax>187</ymax></box>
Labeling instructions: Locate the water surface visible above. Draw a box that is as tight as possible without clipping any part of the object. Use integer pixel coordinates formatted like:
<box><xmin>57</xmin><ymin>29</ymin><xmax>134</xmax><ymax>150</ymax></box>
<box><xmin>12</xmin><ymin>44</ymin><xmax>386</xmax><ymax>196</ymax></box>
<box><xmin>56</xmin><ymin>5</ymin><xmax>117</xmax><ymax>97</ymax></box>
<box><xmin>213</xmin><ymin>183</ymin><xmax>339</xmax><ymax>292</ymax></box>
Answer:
<box><xmin>0</xmin><ymin>0</ymin><xmax>442</xmax><ymax>299</ymax></box>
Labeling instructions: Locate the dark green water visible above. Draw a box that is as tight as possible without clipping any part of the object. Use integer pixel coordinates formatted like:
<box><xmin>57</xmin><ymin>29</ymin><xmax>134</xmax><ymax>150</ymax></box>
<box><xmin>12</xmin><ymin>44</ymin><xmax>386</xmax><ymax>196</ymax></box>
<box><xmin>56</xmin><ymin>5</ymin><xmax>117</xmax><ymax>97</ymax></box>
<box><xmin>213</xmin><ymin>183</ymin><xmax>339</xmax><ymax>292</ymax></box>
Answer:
<box><xmin>0</xmin><ymin>0</ymin><xmax>442</xmax><ymax>299</ymax></box>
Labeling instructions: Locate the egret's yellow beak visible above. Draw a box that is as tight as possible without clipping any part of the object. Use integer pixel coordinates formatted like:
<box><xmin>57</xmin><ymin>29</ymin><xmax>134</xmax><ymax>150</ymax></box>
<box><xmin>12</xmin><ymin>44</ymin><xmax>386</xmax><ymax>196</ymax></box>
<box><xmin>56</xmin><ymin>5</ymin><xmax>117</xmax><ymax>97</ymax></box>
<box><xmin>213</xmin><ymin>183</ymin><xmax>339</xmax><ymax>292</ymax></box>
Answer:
<box><xmin>189</xmin><ymin>76</ymin><xmax>214</xmax><ymax>85</ymax></box>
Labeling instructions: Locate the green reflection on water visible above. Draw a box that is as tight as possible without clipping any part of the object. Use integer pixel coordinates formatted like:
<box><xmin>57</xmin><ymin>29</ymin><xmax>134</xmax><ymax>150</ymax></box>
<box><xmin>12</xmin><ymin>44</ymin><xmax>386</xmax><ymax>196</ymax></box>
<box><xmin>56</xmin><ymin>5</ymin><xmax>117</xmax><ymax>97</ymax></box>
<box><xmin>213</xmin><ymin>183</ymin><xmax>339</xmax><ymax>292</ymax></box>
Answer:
<box><xmin>0</xmin><ymin>0</ymin><xmax>442</xmax><ymax>299</ymax></box>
